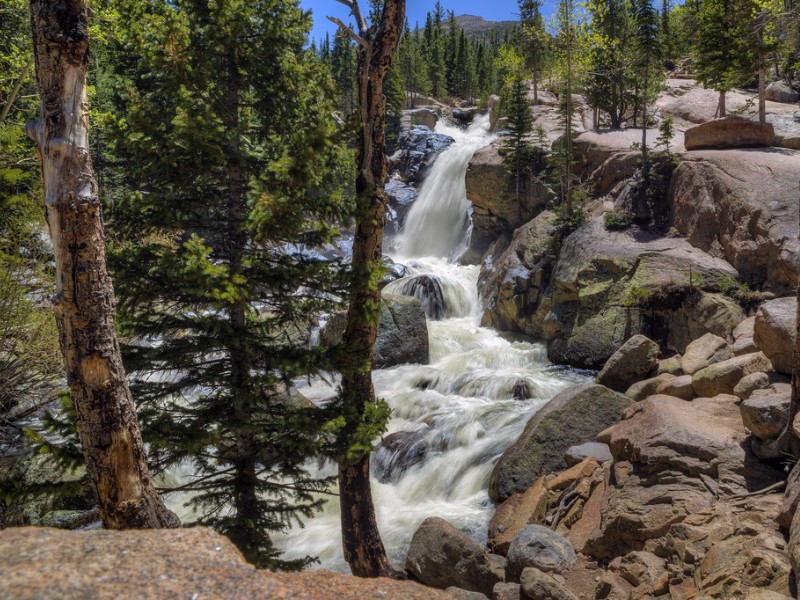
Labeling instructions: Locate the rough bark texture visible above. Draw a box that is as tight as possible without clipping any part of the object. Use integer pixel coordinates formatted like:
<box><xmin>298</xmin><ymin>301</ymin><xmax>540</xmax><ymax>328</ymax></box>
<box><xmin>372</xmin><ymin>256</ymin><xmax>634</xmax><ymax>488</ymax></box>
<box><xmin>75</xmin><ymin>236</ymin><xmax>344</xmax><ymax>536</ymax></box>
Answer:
<box><xmin>27</xmin><ymin>0</ymin><xmax>178</xmax><ymax>529</ymax></box>
<box><xmin>335</xmin><ymin>0</ymin><xmax>405</xmax><ymax>579</ymax></box>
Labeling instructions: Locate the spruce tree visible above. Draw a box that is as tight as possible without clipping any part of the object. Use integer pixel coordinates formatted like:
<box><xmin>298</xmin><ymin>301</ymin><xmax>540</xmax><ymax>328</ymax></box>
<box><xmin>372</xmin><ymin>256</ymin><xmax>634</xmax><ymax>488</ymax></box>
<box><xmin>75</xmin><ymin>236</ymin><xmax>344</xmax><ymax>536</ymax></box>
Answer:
<box><xmin>518</xmin><ymin>0</ymin><xmax>550</xmax><ymax>104</ymax></box>
<box><xmin>102</xmin><ymin>0</ymin><xmax>349</xmax><ymax>569</ymax></box>
<box><xmin>500</xmin><ymin>70</ymin><xmax>535</xmax><ymax>200</ymax></box>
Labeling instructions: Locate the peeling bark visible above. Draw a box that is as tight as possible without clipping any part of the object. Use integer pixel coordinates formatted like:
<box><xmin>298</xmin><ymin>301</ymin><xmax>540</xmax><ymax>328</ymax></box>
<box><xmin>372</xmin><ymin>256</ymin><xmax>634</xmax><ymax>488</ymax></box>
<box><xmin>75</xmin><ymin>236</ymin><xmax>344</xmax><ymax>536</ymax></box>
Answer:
<box><xmin>334</xmin><ymin>0</ymin><xmax>405</xmax><ymax>579</ymax></box>
<box><xmin>27</xmin><ymin>0</ymin><xmax>178</xmax><ymax>529</ymax></box>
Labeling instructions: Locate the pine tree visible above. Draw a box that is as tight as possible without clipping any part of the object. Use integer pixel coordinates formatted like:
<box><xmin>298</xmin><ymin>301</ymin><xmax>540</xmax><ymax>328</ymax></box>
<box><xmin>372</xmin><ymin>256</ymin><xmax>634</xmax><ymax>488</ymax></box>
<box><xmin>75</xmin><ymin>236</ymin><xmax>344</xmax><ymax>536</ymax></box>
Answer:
<box><xmin>331</xmin><ymin>26</ymin><xmax>360</xmax><ymax>114</ymax></box>
<box><xmin>585</xmin><ymin>0</ymin><xmax>637</xmax><ymax>128</ymax></box>
<box><xmin>500</xmin><ymin>71</ymin><xmax>535</xmax><ymax>200</ymax></box>
<box><xmin>692</xmin><ymin>0</ymin><xmax>754</xmax><ymax>116</ymax></box>
<box><xmin>102</xmin><ymin>0</ymin><xmax>350</xmax><ymax>569</ymax></box>
<box><xmin>518</xmin><ymin>0</ymin><xmax>550</xmax><ymax>104</ymax></box>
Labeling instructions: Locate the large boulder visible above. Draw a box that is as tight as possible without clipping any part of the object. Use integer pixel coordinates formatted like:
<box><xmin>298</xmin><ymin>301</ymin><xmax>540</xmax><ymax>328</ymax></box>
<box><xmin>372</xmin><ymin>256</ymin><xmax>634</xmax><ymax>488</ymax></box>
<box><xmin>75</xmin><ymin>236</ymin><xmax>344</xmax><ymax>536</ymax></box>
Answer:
<box><xmin>489</xmin><ymin>384</ymin><xmax>632</xmax><ymax>502</ymax></box>
<box><xmin>409</xmin><ymin>108</ymin><xmax>438</xmax><ymax>129</ymax></box>
<box><xmin>692</xmin><ymin>352</ymin><xmax>773</xmax><ymax>397</ymax></box>
<box><xmin>668</xmin><ymin>149</ymin><xmax>800</xmax><ymax>294</ymax></box>
<box><xmin>765</xmin><ymin>81</ymin><xmax>799</xmax><ymax>104</ymax></box>
<box><xmin>0</xmin><ymin>527</ymin><xmax>448</xmax><ymax>600</ymax></box>
<box><xmin>680</xmin><ymin>333</ymin><xmax>732</xmax><ymax>375</ymax></box>
<box><xmin>684</xmin><ymin>116</ymin><xmax>774</xmax><ymax>150</ymax></box>
<box><xmin>463</xmin><ymin>141</ymin><xmax>553</xmax><ymax>264</ymax></box>
<box><xmin>768</xmin><ymin>114</ymin><xmax>800</xmax><ymax>150</ymax></box>
<box><xmin>754</xmin><ymin>297</ymin><xmax>797</xmax><ymax>375</ymax></box>
<box><xmin>405</xmin><ymin>517</ymin><xmax>505</xmax><ymax>596</ymax></box>
<box><xmin>520</xmin><ymin>568</ymin><xmax>578</xmax><ymax>600</ymax></box>
<box><xmin>656</xmin><ymin>86</ymin><xmax>757</xmax><ymax>127</ymax></box>
<box><xmin>574</xmin><ymin>129</ymin><xmax>667</xmax><ymax>176</ymax></box>
<box><xmin>395</xmin><ymin>126</ymin><xmax>454</xmax><ymax>183</ymax></box>
<box><xmin>740</xmin><ymin>391</ymin><xmax>791</xmax><ymax>441</ymax></box>
<box><xmin>596</xmin><ymin>335</ymin><xmax>660</xmax><ymax>392</ymax></box>
<box><xmin>320</xmin><ymin>295</ymin><xmax>429</xmax><ymax>368</ymax></box>
<box><xmin>506</xmin><ymin>525</ymin><xmax>577</xmax><ymax>580</ymax></box>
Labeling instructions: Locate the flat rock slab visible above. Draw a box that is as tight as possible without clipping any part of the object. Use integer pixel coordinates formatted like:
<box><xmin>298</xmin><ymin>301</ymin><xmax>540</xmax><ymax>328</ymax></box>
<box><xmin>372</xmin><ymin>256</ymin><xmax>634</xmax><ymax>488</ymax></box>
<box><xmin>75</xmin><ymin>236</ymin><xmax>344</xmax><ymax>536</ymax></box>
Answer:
<box><xmin>0</xmin><ymin>527</ymin><xmax>449</xmax><ymax>600</ymax></box>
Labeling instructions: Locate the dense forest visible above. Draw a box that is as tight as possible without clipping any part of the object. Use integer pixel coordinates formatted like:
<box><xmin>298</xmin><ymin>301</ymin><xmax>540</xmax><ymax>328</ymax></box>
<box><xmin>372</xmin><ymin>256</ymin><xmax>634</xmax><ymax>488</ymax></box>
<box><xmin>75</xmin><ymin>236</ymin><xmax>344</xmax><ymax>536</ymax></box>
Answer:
<box><xmin>2</xmin><ymin>0</ymin><xmax>800</xmax><ymax>598</ymax></box>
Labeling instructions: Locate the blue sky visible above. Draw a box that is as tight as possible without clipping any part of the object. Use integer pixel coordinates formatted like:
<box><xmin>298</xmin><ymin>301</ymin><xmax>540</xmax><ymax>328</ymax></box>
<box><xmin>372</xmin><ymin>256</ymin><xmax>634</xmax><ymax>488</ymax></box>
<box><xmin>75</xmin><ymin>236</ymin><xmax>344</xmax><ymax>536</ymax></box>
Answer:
<box><xmin>300</xmin><ymin>0</ymin><xmax>536</xmax><ymax>44</ymax></box>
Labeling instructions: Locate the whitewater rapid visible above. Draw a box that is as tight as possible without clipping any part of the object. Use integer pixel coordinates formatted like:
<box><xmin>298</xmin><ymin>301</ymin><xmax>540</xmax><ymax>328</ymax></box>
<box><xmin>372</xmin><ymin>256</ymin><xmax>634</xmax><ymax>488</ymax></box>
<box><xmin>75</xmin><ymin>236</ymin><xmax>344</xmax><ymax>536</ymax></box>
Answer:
<box><xmin>269</xmin><ymin>114</ymin><xmax>589</xmax><ymax>570</ymax></box>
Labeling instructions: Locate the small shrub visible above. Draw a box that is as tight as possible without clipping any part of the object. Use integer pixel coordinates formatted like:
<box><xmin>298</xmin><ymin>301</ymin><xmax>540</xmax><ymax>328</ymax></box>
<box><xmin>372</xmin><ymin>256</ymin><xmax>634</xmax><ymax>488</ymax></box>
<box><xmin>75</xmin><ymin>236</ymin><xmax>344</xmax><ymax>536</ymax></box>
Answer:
<box><xmin>604</xmin><ymin>210</ymin><xmax>633</xmax><ymax>230</ymax></box>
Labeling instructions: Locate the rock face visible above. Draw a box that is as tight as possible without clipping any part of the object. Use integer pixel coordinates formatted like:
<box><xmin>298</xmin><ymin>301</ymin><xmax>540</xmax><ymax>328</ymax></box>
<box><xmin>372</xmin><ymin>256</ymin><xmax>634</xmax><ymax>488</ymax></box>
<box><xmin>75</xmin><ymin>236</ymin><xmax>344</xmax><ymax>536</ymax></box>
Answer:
<box><xmin>684</xmin><ymin>116</ymin><xmax>774</xmax><ymax>150</ymax></box>
<box><xmin>464</xmin><ymin>141</ymin><xmax>553</xmax><ymax>264</ymax></box>
<box><xmin>395</xmin><ymin>126</ymin><xmax>454</xmax><ymax>184</ymax></box>
<box><xmin>489</xmin><ymin>384</ymin><xmax>633</xmax><ymax>502</ymax></box>
<box><xmin>385</xmin><ymin>179</ymin><xmax>418</xmax><ymax>234</ymax></box>
<box><xmin>754</xmin><ymin>297</ymin><xmax>797</xmax><ymax>375</ymax></box>
<box><xmin>488</xmin><ymin>477</ymin><xmax>548</xmax><ymax>555</ymax></box>
<box><xmin>321</xmin><ymin>295</ymin><xmax>429</xmax><ymax>368</ymax></box>
<box><xmin>0</xmin><ymin>527</ymin><xmax>447</xmax><ymax>600</ymax></box>
<box><xmin>596</xmin><ymin>335</ymin><xmax>660</xmax><ymax>392</ymax></box>
<box><xmin>479</xmin><ymin>211</ymin><xmax>559</xmax><ymax>336</ymax></box>
<box><xmin>506</xmin><ymin>525</ymin><xmax>577</xmax><ymax>580</ymax></box>
<box><xmin>405</xmin><ymin>517</ymin><xmax>505</xmax><ymax>596</ymax></box>
<box><xmin>657</xmin><ymin>85</ymin><xmax>758</xmax><ymax>126</ymax></box>
<box><xmin>564</xmin><ymin>443</ymin><xmax>612</xmax><ymax>467</ymax></box>
<box><xmin>668</xmin><ymin>149</ymin><xmax>800</xmax><ymax>294</ymax></box>
<box><xmin>740</xmin><ymin>391</ymin><xmax>790</xmax><ymax>440</ymax></box>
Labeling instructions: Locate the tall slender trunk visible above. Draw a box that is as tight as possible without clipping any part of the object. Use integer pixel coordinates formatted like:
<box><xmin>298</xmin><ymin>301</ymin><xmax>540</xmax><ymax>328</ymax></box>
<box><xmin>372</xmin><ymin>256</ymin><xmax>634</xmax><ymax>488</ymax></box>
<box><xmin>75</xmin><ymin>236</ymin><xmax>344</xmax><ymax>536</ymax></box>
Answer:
<box><xmin>335</xmin><ymin>0</ymin><xmax>405</xmax><ymax>579</ymax></box>
<box><xmin>533</xmin><ymin>70</ymin><xmax>539</xmax><ymax>104</ymax></box>
<box><xmin>641</xmin><ymin>64</ymin><xmax>649</xmax><ymax>168</ymax></box>
<box><xmin>0</xmin><ymin>55</ymin><xmax>33</xmax><ymax>126</ymax></box>
<box><xmin>718</xmin><ymin>90</ymin><xmax>727</xmax><ymax>117</ymax></box>
<box><xmin>26</xmin><ymin>0</ymin><xmax>178</xmax><ymax>529</ymax></box>
<box><xmin>564</xmin><ymin>0</ymin><xmax>574</xmax><ymax>214</ymax></box>
<box><xmin>223</xmin><ymin>53</ymin><xmax>261</xmax><ymax>561</ymax></box>
<box><xmin>758</xmin><ymin>60</ymin><xmax>766</xmax><ymax>124</ymax></box>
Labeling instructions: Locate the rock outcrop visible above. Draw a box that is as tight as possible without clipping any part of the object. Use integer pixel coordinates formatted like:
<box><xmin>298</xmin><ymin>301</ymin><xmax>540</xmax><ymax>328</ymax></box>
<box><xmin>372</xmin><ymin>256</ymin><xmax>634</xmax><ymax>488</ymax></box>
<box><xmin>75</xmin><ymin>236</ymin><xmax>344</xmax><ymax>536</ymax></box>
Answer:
<box><xmin>489</xmin><ymin>384</ymin><xmax>632</xmax><ymax>502</ymax></box>
<box><xmin>395</xmin><ymin>126</ymin><xmax>454</xmax><ymax>184</ymax></box>
<box><xmin>766</xmin><ymin>81</ymin><xmax>799</xmax><ymax>104</ymax></box>
<box><xmin>668</xmin><ymin>149</ymin><xmax>800</xmax><ymax>294</ymax></box>
<box><xmin>463</xmin><ymin>141</ymin><xmax>553</xmax><ymax>264</ymax></box>
<box><xmin>0</xmin><ymin>527</ymin><xmax>447</xmax><ymax>600</ymax></box>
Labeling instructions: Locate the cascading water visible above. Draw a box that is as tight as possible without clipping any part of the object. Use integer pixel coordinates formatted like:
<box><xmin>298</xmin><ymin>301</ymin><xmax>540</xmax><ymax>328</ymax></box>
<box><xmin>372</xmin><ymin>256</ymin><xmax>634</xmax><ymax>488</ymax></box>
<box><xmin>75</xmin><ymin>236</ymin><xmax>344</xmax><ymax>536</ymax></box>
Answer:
<box><xmin>268</xmin><ymin>114</ymin><xmax>590</xmax><ymax>570</ymax></box>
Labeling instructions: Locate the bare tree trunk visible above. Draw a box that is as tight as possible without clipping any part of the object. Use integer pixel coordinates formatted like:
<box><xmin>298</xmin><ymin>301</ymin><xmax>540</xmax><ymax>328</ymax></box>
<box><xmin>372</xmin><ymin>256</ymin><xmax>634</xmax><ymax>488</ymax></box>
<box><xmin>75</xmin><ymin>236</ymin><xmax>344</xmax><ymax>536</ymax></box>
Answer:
<box><xmin>26</xmin><ymin>0</ymin><xmax>178</xmax><ymax>529</ymax></box>
<box><xmin>718</xmin><ymin>90</ymin><xmax>727</xmax><ymax>118</ymax></box>
<box><xmin>758</xmin><ymin>60</ymin><xmax>767</xmax><ymax>124</ymax></box>
<box><xmin>332</xmin><ymin>0</ymin><xmax>405</xmax><ymax>579</ymax></box>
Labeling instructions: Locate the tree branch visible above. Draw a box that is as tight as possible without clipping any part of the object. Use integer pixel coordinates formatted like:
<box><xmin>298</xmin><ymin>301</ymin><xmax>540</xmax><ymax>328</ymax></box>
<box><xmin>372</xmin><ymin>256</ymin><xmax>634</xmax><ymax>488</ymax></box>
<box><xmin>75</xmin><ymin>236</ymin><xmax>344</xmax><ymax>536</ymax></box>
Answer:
<box><xmin>326</xmin><ymin>16</ymin><xmax>368</xmax><ymax>47</ymax></box>
<box><xmin>334</xmin><ymin>0</ymin><xmax>368</xmax><ymax>37</ymax></box>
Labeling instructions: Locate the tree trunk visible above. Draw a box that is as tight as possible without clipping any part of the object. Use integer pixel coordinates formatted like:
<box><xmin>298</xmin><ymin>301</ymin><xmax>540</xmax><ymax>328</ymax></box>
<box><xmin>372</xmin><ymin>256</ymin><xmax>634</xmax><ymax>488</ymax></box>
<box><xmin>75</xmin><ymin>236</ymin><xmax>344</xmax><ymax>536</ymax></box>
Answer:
<box><xmin>533</xmin><ymin>71</ymin><xmax>539</xmax><ymax>105</ymax></box>
<box><xmin>336</xmin><ymin>0</ymin><xmax>405</xmax><ymax>579</ymax></box>
<box><xmin>718</xmin><ymin>90</ymin><xmax>727</xmax><ymax>117</ymax></box>
<box><xmin>26</xmin><ymin>0</ymin><xmax>178</xmax><ymax>529</ymax></box>
<box><xmin>758</xmin><ymin>59</ymin><xmax>766</xmax><ymax>124</ymax></box>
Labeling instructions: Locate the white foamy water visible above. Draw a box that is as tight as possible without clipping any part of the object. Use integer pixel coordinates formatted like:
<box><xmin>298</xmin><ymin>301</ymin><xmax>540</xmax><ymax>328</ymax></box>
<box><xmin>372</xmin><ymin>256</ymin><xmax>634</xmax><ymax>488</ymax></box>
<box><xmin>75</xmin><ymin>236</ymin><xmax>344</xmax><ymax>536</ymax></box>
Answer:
<box><xmin>269</xmin><ymin>113</ymin><xmax>589</xmax><ymax>571</ymax></box>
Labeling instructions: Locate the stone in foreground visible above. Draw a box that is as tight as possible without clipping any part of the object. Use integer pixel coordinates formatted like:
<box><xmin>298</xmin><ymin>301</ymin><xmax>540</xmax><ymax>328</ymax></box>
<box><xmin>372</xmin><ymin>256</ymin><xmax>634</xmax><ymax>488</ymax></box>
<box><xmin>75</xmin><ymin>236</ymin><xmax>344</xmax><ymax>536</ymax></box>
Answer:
<box><xmin>506</xmin><ymin>525</ymin><xmax>576</xmax><ymax>581</ymax></box>
<box><xmin>405</xmin><ymin>517</ymin><xmax>504</xmax><ymax>596</ymax></box>
<box><xmin>684</xmin><ymin>116</ymin><xmax>774</xmax><ymax>150</ymax></box>
<box><xmin>0</xmin><ymin>527</ymin><xmax>448</xmax><ymax>600</ymax></box>
<box><xmin>596</xmin><ymin>335</ymin><xmax>660</xmax><ymax>392</ymax></box>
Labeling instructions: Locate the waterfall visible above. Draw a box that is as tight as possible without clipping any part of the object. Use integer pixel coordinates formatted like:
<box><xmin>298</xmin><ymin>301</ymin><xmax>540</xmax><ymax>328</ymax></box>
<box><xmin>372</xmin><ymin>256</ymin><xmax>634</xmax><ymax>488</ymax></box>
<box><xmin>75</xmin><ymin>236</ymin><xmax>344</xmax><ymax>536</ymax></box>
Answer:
<box><xmin>266</xmin><ymin>113</ymin><xmax>590</xmax><ymax>571</ymax></box>
<box><xmin>394</xmin><ymin>114</ymin><xmax>494</xmax><ymax>262</ymax></box>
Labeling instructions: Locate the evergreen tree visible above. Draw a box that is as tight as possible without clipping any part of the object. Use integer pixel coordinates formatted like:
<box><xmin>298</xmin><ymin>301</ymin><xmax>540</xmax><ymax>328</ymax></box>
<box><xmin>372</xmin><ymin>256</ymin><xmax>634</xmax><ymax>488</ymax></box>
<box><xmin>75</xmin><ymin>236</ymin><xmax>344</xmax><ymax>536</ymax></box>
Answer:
<box><xmin>331</xmin><ymin>26</ymin><xmax>360</xmax><ymax>114</ymax></box>
<box><xmin>500</xmin><ymin>69</ymin><xmax>535</xmax><ymax>200</ymax></box>
<box><xmin>692</xmin><ymin>0</ymin><xmax>754</xmax><ymax>116</ymax></box>
<box><xmin>585</xmin><ymin>0</ymin><xmax>637</xmax><ymax>128</ymax></box>
<box><xmin>102</xmin><ymin>0</ymin><xmax>350</xmax><ymax>568</ymax></box>
<box><xmin>398</xmin><ymin>21</ymin><xmax>432</xmax><ymax>107</ymax></box>
<box><xmin>518</xmin><ymin>0</ymin><xmax>550</xmax><ymax>104</ymax></box>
